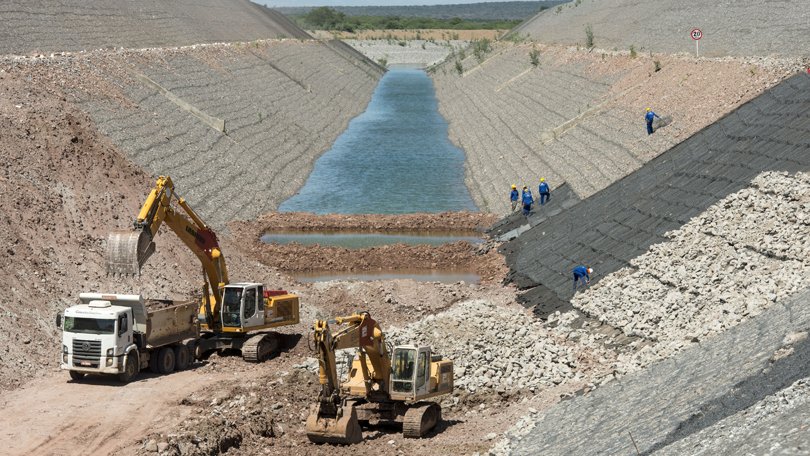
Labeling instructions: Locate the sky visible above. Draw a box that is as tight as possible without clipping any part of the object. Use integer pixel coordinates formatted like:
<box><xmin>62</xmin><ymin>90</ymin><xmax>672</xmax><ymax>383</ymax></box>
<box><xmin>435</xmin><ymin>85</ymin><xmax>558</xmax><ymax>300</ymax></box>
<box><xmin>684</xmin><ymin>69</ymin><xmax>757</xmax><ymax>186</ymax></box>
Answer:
<box><xmin>260</xmin><ymin>0</ymin><xmax>528</xmax><ymax>6</ymax></box>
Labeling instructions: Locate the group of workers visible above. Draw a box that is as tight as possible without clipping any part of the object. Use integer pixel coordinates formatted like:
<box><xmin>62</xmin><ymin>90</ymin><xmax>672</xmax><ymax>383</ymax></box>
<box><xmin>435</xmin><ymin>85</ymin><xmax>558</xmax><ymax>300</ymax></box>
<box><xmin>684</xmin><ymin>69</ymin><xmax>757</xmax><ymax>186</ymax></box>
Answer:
<box><xmin>510</xmin><ymin>178</ymin><xmax>551</xmax><ymax>216</ymax></box>
<box><xmin>503</xmin><ymin>107</ymin><xmax>659</xmax><ymax>294</ymax></box>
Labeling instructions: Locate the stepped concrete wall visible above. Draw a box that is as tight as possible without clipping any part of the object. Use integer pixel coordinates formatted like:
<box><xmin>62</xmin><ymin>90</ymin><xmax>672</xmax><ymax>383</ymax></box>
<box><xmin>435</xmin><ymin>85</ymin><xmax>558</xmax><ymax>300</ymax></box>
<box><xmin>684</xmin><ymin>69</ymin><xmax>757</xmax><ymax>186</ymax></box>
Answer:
<box><xmin>513</xmin><ymin>0</ymin><xmax>810</xmax><ymax>58</ymax></box>
<box><xmin>501</xmin><ymin>72</ymin><xmax>810</xmax><ymax>307</ymax></box>
<box><xmin>0</xmin><ymin>0</ymin><xmax>309</xmax><ymax>55</ymax></box>
<box><xmin>431</xmin><ymin>43</ymin><xmax>795</xmax><ymax>214</ymax></box>
<box><xmin>57</xmin><ymin>41</ymin><xmax>382</xmax><ymax>226</ymax></box>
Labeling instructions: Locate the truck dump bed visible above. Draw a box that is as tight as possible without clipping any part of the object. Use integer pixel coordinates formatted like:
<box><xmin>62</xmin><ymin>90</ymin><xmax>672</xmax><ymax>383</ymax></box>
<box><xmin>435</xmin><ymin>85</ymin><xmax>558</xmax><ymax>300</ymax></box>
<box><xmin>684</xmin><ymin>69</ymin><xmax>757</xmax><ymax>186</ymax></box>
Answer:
<box><xmin>78</xmin><ymin>293</ymin><xmax>198</xmax><ymax>348</ymax></box>
<box><xmin>144</xmin><ymin>299</ymin><xmax>199</xmax><ymax>347</ymax></box>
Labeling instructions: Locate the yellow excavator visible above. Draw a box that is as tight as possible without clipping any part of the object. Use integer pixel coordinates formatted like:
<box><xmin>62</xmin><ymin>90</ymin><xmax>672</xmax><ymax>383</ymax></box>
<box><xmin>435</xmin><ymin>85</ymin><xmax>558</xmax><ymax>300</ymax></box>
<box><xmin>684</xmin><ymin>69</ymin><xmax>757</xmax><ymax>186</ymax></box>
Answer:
<box><xmin>105</xmin><ymin>176</ymin><xmax>299</xmax><ymax>362</ymax></box>
<box><xmin>306</xmin><ymin>312</ymin><xmax>453</xmax><ymax>444</ymax></box>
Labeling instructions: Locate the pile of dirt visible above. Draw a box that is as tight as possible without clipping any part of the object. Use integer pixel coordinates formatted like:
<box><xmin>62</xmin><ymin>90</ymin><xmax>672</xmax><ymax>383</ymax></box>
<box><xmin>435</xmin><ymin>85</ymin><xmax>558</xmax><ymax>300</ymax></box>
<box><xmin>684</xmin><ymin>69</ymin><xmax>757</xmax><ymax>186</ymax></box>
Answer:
<box><xmin>229</xmin><ymin>212</ymin><xmax>507</xmax><ymax>282</ymax></box>
<box><xmin>232</xmin><ymin>211</ymin><xmax>498</xmax><ymax>234</ymax></box>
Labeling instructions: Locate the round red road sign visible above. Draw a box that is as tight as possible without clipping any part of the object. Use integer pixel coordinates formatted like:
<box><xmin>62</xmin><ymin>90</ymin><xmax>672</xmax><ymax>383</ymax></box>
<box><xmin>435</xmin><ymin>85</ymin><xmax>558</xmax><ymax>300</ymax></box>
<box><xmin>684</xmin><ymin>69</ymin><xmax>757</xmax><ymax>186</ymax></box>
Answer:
<box><xmin>691</xmin><ymin>28</ymin><xmax>703</xmax><ymax>40</ymax></box>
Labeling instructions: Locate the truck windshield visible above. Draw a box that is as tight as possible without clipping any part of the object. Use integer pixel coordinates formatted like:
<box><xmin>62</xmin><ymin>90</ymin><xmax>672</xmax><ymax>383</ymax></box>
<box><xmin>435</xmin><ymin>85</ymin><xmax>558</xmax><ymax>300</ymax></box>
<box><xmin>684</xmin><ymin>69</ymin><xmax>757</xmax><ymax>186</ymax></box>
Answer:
<box><xmin>63</xmin><ymin>317</ymin><xmax>115</xmax><ymax>334</ymax></box>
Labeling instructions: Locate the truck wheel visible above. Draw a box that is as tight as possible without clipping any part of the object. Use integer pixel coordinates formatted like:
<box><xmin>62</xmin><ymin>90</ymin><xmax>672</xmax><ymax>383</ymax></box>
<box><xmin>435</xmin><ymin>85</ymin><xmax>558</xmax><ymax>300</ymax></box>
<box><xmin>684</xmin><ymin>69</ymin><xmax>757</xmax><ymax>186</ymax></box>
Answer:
<box><xmin>117</xmin><ymin>353</ymin><xmax>139</xmax><ymax>383</ymax></box>
<box><xmin>149</xmin><ymin>351</ymin><xmax>160</xmax><ymax>373</ymax></box>
<box><xmin>174</xmin><ymin>345</ymin><xmax>190</xmax><ymax>371</ymax></box>
<box><xmin>157</xmin><ymin>347</ymin><xmax>176</xmax><ymax>375</ymax></box>
<box><xmin>69</xmin><ymin>371</ymin><xmax>85</xmax><ymax>382</ymax></box>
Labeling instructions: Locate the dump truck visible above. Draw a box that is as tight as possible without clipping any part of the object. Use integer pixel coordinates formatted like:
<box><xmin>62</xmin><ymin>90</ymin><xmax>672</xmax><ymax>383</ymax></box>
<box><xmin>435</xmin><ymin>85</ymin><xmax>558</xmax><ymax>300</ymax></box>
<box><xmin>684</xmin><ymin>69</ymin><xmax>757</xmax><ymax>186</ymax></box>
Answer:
<box><xmin>105</xmin><ymin>176</ymin><xmax>300</xmax><ymax>362</ymax></box>
<box><xmin>306</xmin><ymin>312</ymin><xmax>453</xmax><ymax>444</ymax></box>
<box><xmin>57</xmin><ymin>293</ymin><xmax>199</xmax><ymax>383</ymax></box>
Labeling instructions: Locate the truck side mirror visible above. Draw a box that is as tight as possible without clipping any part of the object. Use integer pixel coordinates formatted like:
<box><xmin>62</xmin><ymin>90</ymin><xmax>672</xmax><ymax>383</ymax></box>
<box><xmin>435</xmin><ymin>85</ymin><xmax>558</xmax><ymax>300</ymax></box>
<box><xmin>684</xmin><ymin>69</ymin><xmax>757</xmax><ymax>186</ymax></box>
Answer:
<box><xmin>56</xmin><ymin>313</ymin><xmax>62</xmax><ymax>329</ymax></box>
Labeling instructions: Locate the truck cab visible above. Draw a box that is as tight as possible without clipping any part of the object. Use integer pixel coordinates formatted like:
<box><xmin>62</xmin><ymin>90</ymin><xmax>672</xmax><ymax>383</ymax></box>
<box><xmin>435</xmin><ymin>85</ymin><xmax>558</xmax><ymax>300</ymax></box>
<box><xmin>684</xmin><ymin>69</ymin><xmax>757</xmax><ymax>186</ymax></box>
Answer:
<box><xmin>59</xmin><ymin>298</ymin><xmax>134</xmax><ymax>380</ymax></box>
<box><xmin>58</xmin><ymin>293</ymin><xmax>199</xmax><ymax>383</ymax></box>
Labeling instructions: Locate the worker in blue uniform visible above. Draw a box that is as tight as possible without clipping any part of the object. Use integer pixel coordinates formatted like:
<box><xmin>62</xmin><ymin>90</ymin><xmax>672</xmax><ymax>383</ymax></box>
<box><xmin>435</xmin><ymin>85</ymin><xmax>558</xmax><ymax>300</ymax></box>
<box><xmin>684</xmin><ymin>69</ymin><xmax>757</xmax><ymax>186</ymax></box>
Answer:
<box><xmin>645</xmin><ymin>107</ymin><xmax>661</xmax><ymax>135</ymax></box>
<box><xmin>521</xmin><ymin>186</ymin><xmax>534</xmax><ymax>216</ymax></box>
<box><xmin>538</xmin><ymin>178</ymin><xmax>550</xmax><ymax>205</ymax></box>
<box><xmin>572</xmin><ymin>265</ymin><xmax>593</xmax><ymax>292</ymax></box>
<box><xmin>510</xmin><ymin>184</ymin><xmax>519</xmax><ymax>211</ymax></box>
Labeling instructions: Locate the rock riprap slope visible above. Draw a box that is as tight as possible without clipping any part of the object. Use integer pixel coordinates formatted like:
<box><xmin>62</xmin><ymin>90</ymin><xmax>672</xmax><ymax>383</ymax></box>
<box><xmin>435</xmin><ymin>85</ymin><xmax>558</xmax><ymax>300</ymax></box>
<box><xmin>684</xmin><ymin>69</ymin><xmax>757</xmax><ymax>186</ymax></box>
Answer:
<box><xmin>16</xmin><ymin>40</ymin><xmax>382</xmax><ymax>226</ymax></box>
<box><xmin>430</xmin><ymin>42</ymin><xmax>796</xmax><ymax>214</ymax></box>
<box><xmin>497</xmin><ymin>287</ymin><xmax>810</xmax><ymax>455</ymax></box>
<box><xmin>503</xmin><ymin>73</ymin><xmax>810</xmax><ymax>306</ymax></box>
<box><xmin>0</xmin><ymin>0</ymin><xmax>309</xmax><ymax>55</ymax></box>
<box><xmin>513</xmin><ymin>0</ymin><xmax>810</xmax><ymax>58</ymax></box>
<box><xmin>388</xmin><ymin>299</ymin><xmax>614</xmax><ymax>394</ymax></box>
<box><xmin>573</xmin><ymin>171</ymin><xmax>810</xmax><ymax>372</ymax></box>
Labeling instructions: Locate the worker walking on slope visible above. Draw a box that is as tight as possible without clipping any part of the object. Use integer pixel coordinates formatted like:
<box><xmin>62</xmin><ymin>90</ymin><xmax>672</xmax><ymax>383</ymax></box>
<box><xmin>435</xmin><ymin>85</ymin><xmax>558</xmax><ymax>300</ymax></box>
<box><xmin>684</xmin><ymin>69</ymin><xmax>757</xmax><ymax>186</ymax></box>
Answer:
<box><xmin>645</xmin><ymin>107</ymin><xmax>661</xmax><ymax>135</ymax></box>
<box><xmin>572</xmin><ymin>265</ymin><xmax>593</xmax><ymax>292</ymax></box>
<box><xmin>521</xmin><ymin>186</ymin><xmax>534</xmax><ymax>216</ymax></box>
<box><xmin>510</xmin><ymin>184</ymin><xmax>519</xmax><ymax>211</ymax></box>
<box><xmin>538</xmin><ymin>178</ymin><xmax>550</xmax><ymax>206</ymax></box>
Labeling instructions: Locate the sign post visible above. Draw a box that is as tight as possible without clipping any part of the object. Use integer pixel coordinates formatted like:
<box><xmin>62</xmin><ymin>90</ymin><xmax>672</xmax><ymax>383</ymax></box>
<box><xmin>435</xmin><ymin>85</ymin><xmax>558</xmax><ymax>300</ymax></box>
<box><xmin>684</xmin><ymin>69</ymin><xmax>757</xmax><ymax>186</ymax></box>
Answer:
<box><xmin>691</xmin><ymin>28</ymin><xmax>702</xmax><ymax>57</ymax></box>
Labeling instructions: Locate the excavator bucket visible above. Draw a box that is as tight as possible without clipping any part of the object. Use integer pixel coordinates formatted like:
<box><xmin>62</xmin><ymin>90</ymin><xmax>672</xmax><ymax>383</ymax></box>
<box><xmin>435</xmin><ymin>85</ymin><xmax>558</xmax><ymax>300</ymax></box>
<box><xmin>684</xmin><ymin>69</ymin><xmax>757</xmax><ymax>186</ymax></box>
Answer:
<box><xmin>305</xmin><ymin>402</ymin><xmax>363</xmax><ymax>444</ymax></box>
<box><xmin>105</xmin><ymin>230</ymin><xmax>155</xmax><ymax>275</ymax></box>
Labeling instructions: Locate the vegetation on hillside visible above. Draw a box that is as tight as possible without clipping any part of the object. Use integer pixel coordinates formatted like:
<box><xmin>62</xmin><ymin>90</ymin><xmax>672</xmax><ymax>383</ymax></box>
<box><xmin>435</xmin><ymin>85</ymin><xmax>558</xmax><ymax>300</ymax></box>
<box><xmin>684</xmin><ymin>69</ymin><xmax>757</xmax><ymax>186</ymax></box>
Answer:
<box><xmin>274</xmin><ymin>1</ymin><xmax>565</xmax><ymax>21</ymax></box>
<box><xmin>294</xmin><ymin>7</ymin><xmax>523</xmax><ymax>32</ymax></box>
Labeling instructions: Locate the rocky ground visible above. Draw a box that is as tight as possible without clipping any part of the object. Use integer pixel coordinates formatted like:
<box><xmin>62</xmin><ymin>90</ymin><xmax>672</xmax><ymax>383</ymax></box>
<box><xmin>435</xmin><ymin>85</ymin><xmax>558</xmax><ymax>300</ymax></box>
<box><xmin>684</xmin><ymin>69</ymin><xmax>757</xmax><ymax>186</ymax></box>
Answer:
<box><xmin>571</xmin><ymin>171</ymin><xmax>810</xmax><ymax>374</ymax></box>
<box><xmin>229</xmin><ymin>212</ymin><xmax>504</xmax><ymax>279</ymax></box>
<box><xmin>488</xmin><ymin>171</ymin><xmax>810</xmax><ymax>453</ymax></box>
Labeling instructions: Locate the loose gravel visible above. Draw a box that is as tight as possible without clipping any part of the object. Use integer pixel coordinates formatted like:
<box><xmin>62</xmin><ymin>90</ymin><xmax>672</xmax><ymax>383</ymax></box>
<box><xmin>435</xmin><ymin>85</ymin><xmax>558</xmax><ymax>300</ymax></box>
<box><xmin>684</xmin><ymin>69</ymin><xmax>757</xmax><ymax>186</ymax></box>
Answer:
<box><xmin>388</xmin><ymin>299</ymin><xmax>613</xmax><ymax>394</ymax></box>
<box><xmin>571</xmin><ymin>171</ymin><xmax>810</xmax><ymax>372</ymax></box>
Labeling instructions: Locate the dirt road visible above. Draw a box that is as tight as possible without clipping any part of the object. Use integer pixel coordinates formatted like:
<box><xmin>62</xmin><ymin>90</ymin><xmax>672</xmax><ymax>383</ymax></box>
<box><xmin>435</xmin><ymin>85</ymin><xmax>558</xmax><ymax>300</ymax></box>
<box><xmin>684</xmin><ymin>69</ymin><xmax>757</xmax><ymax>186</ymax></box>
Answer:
<box><xmin>0</xmin><ymin>368</ymin><xmax>216</xmax><ymax>455</ymax></box>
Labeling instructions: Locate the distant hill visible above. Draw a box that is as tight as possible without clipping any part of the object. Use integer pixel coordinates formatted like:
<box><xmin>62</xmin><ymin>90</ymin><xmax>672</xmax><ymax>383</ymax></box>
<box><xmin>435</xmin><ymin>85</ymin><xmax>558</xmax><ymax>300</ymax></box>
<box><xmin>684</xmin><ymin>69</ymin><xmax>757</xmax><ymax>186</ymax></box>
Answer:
<box><xmin>270</xmin><ymin>1</ymin><xmax>566</xmax><ymax>21</ymax></box>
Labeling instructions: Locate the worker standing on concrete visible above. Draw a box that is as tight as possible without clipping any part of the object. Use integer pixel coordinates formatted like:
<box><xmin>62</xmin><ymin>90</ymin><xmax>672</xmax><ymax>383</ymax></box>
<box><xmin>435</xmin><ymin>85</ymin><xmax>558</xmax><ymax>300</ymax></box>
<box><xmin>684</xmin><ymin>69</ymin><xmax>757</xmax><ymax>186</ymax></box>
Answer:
<box><xmin>645</xmin><ymin>107</ymin><xmax>661</xmax><ymax>135</ymax></box>
<box><xmin>538</xmin><ymin>178</ymin><xmax>550</xmax><ymax>206</ymax></box>
<box><xmin>572</xmin><ymin>265</ymin><xmax>593</xmax><ymax>292</ymax></box>
<box><xmin>510</xmin><ymin>184</ymin><xmax>519</xmax><ymax>211</ymax></box>
<box><xmin>521</xmin><ymin>186</ymin><xmax>534</xmax><ymax>216</ymax></box>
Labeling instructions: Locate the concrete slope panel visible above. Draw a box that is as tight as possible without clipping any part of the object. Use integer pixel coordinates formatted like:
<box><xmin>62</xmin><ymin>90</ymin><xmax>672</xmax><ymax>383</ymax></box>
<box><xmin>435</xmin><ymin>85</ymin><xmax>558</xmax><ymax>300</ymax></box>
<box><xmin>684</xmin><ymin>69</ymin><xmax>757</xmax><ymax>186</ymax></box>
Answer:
<box><xmin>0</xmin><ymin>0</ymin><xmax>310</xmax><ymax>54</ymax></box>
<box><xmin>431</xmin><ymin>43</ymin><xmax>796</xmax><ymax>216</ymax></box>
<box><xmin>503</xmin><ymin>72</ymin><xmax>810</xmax><ymax>305</ymax></box>
<box><xmin>513</xmin><ymin>0</ymin><xmax>810</xmax><ymax>58</ymax></box>
<box><xmin>66</xmin><ymin>40</ymin><xmax>383</xmax><ymax>227</ymax></box>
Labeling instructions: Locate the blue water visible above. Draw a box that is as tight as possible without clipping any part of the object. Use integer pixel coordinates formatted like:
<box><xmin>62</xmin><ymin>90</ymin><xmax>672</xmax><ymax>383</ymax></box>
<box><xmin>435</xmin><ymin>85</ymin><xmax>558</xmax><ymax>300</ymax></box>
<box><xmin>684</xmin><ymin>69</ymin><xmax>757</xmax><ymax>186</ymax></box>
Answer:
<box><xmin>279</xmin><ymin>68</ymin><xmax>477</xmax><ymax>214</ymax></box>
<box><xmin>261</xmin><ymin>232</ymin><xmax>483</xmax><ymax>249</ymax></box>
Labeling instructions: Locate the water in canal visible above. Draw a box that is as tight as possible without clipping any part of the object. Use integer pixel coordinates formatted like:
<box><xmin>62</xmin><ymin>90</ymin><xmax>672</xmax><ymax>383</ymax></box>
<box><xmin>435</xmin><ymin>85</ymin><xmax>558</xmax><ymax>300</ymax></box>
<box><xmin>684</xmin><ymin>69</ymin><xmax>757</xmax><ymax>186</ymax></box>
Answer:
<box><xmin>279</xmin><ymin>67</ymin><xmax>477</xmax><ymax>214</ymax></box>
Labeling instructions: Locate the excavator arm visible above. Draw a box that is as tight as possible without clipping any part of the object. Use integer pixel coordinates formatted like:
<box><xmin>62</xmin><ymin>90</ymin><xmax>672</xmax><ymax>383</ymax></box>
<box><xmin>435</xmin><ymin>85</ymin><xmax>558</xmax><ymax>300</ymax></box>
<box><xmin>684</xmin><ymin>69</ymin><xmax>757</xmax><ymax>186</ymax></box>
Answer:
<box><xmin>105</xmin><ymin>176</ymin><xmax>229</xmax><ymax>330</ymax></box>
<box><xmin>307</xmin><ymin>312</ymin><xmax>390</xmax><ymax>444</ymax></box>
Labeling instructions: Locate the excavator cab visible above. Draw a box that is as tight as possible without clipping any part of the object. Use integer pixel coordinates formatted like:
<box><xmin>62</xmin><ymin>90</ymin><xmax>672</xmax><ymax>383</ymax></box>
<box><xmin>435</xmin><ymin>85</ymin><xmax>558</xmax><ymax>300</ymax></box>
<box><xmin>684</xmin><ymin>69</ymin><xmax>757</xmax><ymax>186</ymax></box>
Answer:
<box><xmin>390</xmin><ymin>345</ymin><xmax>453</xmax><ymax>401</ymax></box>
<box><xmin>215</xmin><ymin>283</ymin><xmax>263</xmax><ymax>331</ymax></box>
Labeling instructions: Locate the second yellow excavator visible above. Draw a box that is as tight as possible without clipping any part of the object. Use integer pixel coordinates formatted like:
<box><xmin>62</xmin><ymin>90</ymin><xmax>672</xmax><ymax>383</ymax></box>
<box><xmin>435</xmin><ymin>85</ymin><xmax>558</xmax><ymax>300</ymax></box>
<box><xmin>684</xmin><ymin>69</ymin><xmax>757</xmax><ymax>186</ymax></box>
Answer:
<box><xmin>306</xmin><ymin>312</ymin><xmax>453</xmax><ymax>444</ymax></box>
<box><xmin>105</xmin><ymin>176</ymin><xmax>299</xmax><ymax>362</ymax></box>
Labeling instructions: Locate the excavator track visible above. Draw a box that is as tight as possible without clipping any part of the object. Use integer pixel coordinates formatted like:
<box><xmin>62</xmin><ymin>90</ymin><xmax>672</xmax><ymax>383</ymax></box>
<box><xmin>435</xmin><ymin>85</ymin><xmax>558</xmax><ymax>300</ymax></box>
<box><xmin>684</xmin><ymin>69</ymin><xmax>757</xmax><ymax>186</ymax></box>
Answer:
<box><xmin>402</xmin><ymin>402</ymin><xmax>441</xmax><ymax>438</ymax></box>
<box><xmin>242</xmin><ymin>333</ymin><xmax>280</xmax><ymax>362</ymax></box>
